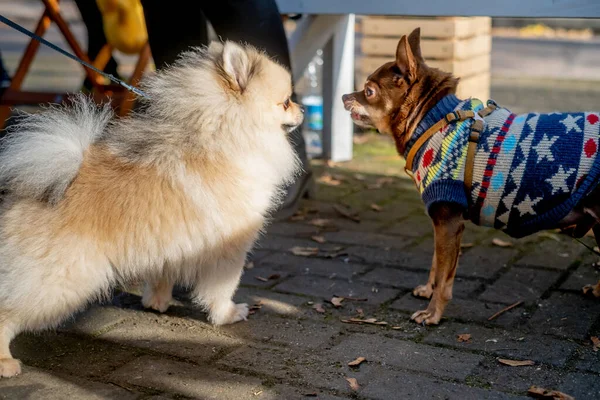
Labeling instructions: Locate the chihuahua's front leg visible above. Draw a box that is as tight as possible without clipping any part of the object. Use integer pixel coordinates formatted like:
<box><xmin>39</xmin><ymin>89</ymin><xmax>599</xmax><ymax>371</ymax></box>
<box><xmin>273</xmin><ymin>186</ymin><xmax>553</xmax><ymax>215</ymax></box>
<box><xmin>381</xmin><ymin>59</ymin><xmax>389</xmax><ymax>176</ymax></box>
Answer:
<box><xmin>411</xmin><ymin>203</ymin><xmax>464</xmax><ymax>325</ymax></box>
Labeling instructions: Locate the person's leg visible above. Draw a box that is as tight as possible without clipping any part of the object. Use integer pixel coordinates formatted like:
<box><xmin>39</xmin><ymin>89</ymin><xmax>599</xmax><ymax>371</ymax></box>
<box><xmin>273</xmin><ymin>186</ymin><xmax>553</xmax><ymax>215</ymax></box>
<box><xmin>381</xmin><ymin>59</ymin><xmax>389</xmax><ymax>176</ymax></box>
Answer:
<box><xmin>140</xmin><ymin>1</ymin><xmax>209</xmax><ymax>69</ymax></box>
<box><xmin>201</xmin><ymin>0</ymin><xmax>313</xmax><ymax>218</ymax></box>
<box><xmin>74</xmin><ymin>0</ymin><xmax>119</xmax><ymax>90</ymax></box>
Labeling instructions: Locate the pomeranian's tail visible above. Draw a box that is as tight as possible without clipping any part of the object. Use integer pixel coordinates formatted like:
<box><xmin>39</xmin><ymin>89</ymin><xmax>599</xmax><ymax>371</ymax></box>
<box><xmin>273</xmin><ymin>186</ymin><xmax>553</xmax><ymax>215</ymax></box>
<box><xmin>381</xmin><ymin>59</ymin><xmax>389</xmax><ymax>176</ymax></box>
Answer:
<box><xmin>0</xmin><ymin>94</ymin><xmax>113</xmax><ymax>204</ymax></box>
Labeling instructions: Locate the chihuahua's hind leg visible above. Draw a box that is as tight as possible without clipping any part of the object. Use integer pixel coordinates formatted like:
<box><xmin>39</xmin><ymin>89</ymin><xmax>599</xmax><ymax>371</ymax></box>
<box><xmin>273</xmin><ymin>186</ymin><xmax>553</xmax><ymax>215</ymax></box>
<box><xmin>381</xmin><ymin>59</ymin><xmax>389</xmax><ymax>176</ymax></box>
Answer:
<box><xmin>411</xmin><ymin>203</ymin><xmax>464</xmax><ymax>325</ymax></box>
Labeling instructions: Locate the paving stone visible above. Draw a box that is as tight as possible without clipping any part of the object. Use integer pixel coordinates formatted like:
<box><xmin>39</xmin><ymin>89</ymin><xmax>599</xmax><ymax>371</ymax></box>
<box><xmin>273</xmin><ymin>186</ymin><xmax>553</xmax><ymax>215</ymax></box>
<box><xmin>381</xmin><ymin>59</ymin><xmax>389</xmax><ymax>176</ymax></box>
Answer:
<box><xmin>218</xmin><ymin>345</ymin><xmax>353</xmax><ymax>392</ymax></box>
<box><xmin>424</xmin><ymin>322</ymin><xmax>577</xmax><ymax>367</ymax></box>
<box><xmin>574</xmin><ymin>345</ymin><xmax>600</xmax><ymax>374</ymax></box>
<box><xmin>256</xmin><ymin>252</ymin><xmax>368</xmax><ymax>279</ymax></box>
<box><xmin>59</xmin><ymin>305</ymin><xmax>133</xmax><ymax>335</ymax></box>
<box><xmin>0</xmin><ymin>367</ymin><xmax>137</xmax><ymax>399</ymax></box>
<box><xmin>384</xmin><ymin>214</ymin><xmax>434</xmax><ymax>238</ymax></box>
<box><xmin>391</xmin><ymin>293</ymin><xmax>522</xmax><ymax>326</ymax></box>
<box><xmin>479</xmin><ymin>268</ymin><xmax>561</xmax><ymax>304</ymax></box>
<box><xmin>469</xmin><ymin>359</ymin><xmax>567</xmax><ymax>393</ymax></box>
<box><xmin>246</xmin><ymin>250</ymin><xmax>271</xmax><ymax>262</ymax></box>
<box><xmin>273</xmin><ymin>275</ymin><xmax>400</xmax><ymax>305</ymax></box>
<box><xmin>98</xmin><ymin>313</ymin><xmax>243</xmax><ymax>362</ymax></box>
<box><xmin>458</xmin><ymin>246</ymin><xmax>518</xmax><ymax>279</ymax></box>
<box><xmin>359</xmin><ymin>368</ymin><xmax>522</xmax><ymax>400</ymax></box>
<box><xmin>108</xmin><ymin>355</ymin><xmax>270</xmax><ymax>399</ymax></box>
<box><xmin>256</xmin><ymin>235</ymin><xmax>341</xmax><ymax>252</ymax></box>
<box><xmin>515</xmin><ymin>238</ymin><xmax>584</xmax><ymax>270</ymax></box>
<box><xmin>560</xmin><ymin>262</ymin><xmax>600</xmax><ymax>291</ymax></box>
<box><xmin>329</xmin><ymin>333</ymin><xmax>484</xmax><ymax>381</ymax></box>
<box><xmin>234</xmin><ymin>287</ymin><xmax>309</xmax><ymax>317</ymax></box>
<box><xmin>558</xmin><ymin>372</ymin><xmax>600</xmax><ymax>400</ymax></box>
<box><xmin>359</xmin><ymin>267</ymin><xmax>483</xmax><ymax>298</ymax></box>
<box><xmin>265</xmin><ymin>222</ymin><xmax>320</xmax><ymax>237</ymax></box>
<box><xmin>323</xmin><ymin>230</ymin><xmax>412</xmax><ymax>249</ymax></box>
<box><xmin>345</xmin><ymin>244</ymin><xmax>433</xmax><ymax>270</ymax></box>
<box><xmin>240</xmin><ymin>265</ymin><xmax>290</xmax><ymax>288</ymax></box>
<box><xmin>220</xmin><ymin>314</ymin><xmax>338</xmax><ymax>349</ymax></box>
<box><xmin>13</xmin><ymin>332</ymin><xmax>139</xmax><ymax>379</ymax></box>
<box><xmin>528</xmin><ymin>292</ymin><xmax>600</xmax><ymax>340</ymax></box>
<box><xmin>359</xmin><ymin>200</ymin><xmax>419</xmax><ymax>222</ymax></box>
<box><xmin>342</xmin><ymin>187</ymin><xmax>401</xmax><ymax>211</ymax></box>
<box><xmin>314</xmin><ymin>217</ymin><xmax>388</xmax><ymax>233</ymax></box>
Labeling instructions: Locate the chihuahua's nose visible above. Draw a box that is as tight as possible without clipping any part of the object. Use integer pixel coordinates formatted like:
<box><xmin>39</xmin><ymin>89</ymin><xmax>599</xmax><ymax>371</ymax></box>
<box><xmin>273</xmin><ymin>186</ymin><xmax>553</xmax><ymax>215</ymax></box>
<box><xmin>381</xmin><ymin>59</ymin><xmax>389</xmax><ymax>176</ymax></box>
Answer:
<box><xmin>342</xmin><ymin>94</ymin><xmax>351</xmax><ymax>103</ymax></box>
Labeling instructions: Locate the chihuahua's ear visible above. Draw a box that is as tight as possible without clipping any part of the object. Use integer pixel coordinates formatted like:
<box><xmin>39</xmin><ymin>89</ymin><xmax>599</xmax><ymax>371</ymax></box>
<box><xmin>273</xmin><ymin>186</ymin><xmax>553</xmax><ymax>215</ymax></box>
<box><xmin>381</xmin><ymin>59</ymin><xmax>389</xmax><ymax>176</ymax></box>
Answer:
<box><xmin>407</xmin><ymin>28</ymin><xmax>424</xmax><ymax>63</ymax></box>
<box><xmin>395</xmin><ymin>30</ymin><xmax>421</xmax><ymax>82</ymax></box>
<box><xmin>221</xmin><ymin>41</ymin><xmax>252</xmax><ymax>92</ymax></box>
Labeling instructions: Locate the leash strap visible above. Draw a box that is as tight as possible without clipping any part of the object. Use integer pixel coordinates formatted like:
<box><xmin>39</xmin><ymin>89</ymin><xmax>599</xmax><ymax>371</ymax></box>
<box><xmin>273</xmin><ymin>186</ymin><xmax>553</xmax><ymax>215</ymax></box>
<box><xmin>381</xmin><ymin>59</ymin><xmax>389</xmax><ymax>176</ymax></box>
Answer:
<box><xmin>0</xmin><ymin>14</ymin><xmax>149</xmax><ymax>99</ymax></box>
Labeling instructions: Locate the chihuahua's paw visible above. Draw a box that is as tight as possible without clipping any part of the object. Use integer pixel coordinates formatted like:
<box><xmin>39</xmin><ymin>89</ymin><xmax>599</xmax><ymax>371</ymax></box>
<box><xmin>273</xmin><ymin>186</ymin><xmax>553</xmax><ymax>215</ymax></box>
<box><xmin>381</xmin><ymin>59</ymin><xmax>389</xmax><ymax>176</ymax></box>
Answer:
<box><xmin>210</xmin><ymin>302</ymin><xmax>249</xmax><ymax>325</ymax></box>
<box><xmin>412</xmin><ymin>284</ymin><xmax>433</xmax><ymax>299</ymax></box>
<box><xmin>583</xmin><ymin>282</ymin><xmax>600</xmax><ymax>298</ymax></box>
<box><xmin>410</xmin><ymin>309</ymin><xmax>442</xmax><ymax>325</ymax></box>
<box><xmin>0</xmin><ymin>358</ymin><xmax>21</xmax><ymax>378</ymax></box>
<box><xmin>142</xmin><ymin>290</ymin><xmax>172</xmax><ymax>313</ymax></box>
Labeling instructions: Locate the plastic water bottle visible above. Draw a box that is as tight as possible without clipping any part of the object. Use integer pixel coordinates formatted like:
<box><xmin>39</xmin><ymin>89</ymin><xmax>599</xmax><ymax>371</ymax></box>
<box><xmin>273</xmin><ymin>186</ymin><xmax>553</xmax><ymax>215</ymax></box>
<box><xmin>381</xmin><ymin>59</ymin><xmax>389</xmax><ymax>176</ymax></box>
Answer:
<box><xmin>301</xmin><ymin>50</ymin><xmax>323</xmax><ymax>158</ymax></box>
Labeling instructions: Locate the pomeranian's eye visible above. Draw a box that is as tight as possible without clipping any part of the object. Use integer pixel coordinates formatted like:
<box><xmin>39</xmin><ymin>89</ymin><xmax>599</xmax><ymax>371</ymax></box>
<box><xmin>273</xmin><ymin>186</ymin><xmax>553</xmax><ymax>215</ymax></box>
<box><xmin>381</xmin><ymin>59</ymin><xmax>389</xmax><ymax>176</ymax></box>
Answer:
<box><xmin>365</xmin><ymin>87</ymin><xmax>374</xmax><ymax>98</ymax></box>
<box><xmin>283</xmin><ymin>98</ymin><xmax>291</xmax><ymax>111</ymax></box>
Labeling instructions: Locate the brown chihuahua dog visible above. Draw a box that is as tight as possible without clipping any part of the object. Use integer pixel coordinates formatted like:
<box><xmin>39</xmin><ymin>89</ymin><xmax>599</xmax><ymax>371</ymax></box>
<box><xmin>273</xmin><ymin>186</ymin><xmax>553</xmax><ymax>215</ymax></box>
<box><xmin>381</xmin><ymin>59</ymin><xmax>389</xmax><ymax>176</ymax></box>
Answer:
<box><xmin>343</xmin><ymin>28</ymin><xmax>600</xmax><ymax>325</ymax></box>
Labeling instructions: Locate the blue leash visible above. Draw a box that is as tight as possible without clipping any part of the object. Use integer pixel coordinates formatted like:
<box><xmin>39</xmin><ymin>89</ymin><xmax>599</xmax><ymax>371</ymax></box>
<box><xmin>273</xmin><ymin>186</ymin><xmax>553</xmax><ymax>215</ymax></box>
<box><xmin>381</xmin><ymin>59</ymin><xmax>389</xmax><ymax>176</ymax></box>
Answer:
<box><xmin>0</xmin><ymin>14</ymin><xmax>149</xmax><ymax>98</ymax></box>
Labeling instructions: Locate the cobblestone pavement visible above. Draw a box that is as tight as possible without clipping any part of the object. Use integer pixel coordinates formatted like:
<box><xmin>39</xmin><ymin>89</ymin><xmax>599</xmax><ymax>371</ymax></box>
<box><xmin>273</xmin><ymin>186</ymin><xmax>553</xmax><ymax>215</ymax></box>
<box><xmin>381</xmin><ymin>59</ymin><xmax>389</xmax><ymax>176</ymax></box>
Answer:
<box><xmin>1</xmin><ymin>3</ymin><xmax>600</xmax><ymax>399</ymax></box>
<box><xmin>0</xmin><ymin>166</ymin><xmax>599</xmax><ymax>399</ymax></box>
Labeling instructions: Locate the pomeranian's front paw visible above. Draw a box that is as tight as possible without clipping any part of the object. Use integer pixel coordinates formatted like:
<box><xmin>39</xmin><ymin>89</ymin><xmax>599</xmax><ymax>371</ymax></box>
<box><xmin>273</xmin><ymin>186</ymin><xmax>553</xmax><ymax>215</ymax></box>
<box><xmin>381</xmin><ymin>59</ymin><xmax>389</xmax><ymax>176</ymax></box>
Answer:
<box><xmin>142</xmin><ymin>290</ymin><xmax>172</xmax><ymax>313</ymax></box>
<box><xmin>0</xmin><ymin>358</ymin><xmax>21</xmax><ymax>378</ymax></box>
<box><xmin>210</xmin><ymin>302</ymin><xmax>249</xmax><ymax>325</ymax></box>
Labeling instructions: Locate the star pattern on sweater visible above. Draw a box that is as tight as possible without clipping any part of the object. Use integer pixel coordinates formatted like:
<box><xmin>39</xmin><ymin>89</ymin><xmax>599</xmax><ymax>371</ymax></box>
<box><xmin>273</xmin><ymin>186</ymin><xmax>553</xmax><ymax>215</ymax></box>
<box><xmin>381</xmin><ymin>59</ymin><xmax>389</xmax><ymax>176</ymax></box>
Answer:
<box><xmin>545</xmin><ymin>166</ymin><xmax>575</xmax><ymax>194</ymax></box>
<box><xmin>515</xmin><ymin>195</ymin><xmax>542</xmax><ymax>217</ymax></box>
<box><xmin>533</xmin><ymin>134</ymin><xmax>559</xmax><ymax>163</ymax></box>
<box><xmin>560</xmin><ymin>115</ymin><xmax>583</xmax><ymax>133</ymax></box>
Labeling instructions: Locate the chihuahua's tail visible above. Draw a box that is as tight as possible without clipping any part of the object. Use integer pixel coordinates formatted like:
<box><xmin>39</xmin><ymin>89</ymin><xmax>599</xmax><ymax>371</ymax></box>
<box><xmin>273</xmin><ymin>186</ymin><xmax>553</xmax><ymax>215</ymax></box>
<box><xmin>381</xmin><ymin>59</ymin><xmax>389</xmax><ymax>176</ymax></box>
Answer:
<box><xmin>0</xmin><ymin>94</ymin><xmax>112</xmax><ymax>204</ymax></box>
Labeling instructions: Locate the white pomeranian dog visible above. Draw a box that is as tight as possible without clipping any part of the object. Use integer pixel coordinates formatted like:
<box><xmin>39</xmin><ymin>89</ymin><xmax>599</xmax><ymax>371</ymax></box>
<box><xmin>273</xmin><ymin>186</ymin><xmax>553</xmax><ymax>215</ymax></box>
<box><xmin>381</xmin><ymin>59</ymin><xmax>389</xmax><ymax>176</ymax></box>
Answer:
<box><xmin>0</xmin><ymin>41</ymin><xmax>303</xmax><ymax>377</ymax></box>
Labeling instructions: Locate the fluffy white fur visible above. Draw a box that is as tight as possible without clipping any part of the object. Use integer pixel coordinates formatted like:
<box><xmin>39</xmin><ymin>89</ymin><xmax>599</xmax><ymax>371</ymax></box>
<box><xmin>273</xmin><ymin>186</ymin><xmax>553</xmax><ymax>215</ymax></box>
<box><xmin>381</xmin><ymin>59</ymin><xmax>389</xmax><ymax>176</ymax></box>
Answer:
<box><xmin>0</xmin><ymin>41</ymin><xmax>303</xmax><ymax>378</ymax></box>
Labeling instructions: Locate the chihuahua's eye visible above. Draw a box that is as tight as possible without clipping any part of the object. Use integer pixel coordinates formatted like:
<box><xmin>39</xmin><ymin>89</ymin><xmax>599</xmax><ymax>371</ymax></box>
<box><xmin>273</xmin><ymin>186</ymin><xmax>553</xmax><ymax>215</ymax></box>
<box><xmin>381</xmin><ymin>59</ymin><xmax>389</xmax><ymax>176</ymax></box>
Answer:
<box><xmin>283</xmin><ymin>98</ymin><xmax>291</xmax><ymax>111</ymax></box>
<box><xmin>365</xmin><ymin>87</ymin><xmax>374</xmax><ymax>98</ymax></box>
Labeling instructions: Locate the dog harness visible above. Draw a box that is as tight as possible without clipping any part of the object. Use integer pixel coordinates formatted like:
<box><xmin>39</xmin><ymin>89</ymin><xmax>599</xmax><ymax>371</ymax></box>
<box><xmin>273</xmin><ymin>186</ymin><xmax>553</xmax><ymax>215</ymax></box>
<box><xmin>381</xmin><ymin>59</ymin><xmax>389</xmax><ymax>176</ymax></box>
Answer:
<box><xmin>404</xmin><ymin>95</ymin><xmax>600</xmax><ymax>238</ymax></box>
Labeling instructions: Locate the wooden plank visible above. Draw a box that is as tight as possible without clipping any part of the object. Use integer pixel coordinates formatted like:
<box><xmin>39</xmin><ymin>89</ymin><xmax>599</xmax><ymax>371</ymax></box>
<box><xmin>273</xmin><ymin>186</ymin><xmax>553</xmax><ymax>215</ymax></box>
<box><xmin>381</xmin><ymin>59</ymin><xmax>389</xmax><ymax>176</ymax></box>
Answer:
<box><xmin>456</xmin><ymin>72</ymin><xmax>490</xmax><ymax>101</ymax></box>
<box><xmin>359</xmin><ymin>53</ymin><xmax>490</xmax><ymax>78</ymax></box>
<box><xmin>361</xmin><ymin>34</ymin><xmax>491</xmax><ymax>59</ymax></box>
<box><xmin>361</xmin><ymin>17</ymin><xmax>490</xmax><ymax>39</ymax></box>
<box><xmin>276</xmin><ymin>0</ymin><xmax>600</xmax><ymax>18</ymax></box>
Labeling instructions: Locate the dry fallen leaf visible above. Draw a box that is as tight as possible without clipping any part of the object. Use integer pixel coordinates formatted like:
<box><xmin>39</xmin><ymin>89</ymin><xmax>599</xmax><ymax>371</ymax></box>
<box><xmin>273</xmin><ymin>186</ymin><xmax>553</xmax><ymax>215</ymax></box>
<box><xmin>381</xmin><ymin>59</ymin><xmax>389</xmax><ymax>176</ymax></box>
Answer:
<box><xmin>591</xmin><ymin>336</ymin><xmax>600</xmax><ymax>352</ymax></box>
<box><xmin>318</xmin><ymin>173</ymin><xmax>343</xmax><ymax>186</ymax></box>
<box><xmin>313</xmin><ymin>303</ymin><xmax>326</xmax><ymax>314</ymax></box>
<box><xmin>311</xmin><ymin>235</ymin><xmax>327</xmax><ymax>244</ymax></box>
<box><xmin>290</xmin><ymin>246</ymin><xmax>319</xmax><ymax>257</ymax></box>
<box><xmin>309</xmin><ymin>218</ymin><xmax>333</xmax><ymax>228</ymax></box>
<box><xmin>345</xmin><ymin>377</ymin><xmax>360</xmax><ymax>391</ymax></box>
<box><xmin>303</xmin><ymin>393</ymin><xmax>318</xmax><ymax>398</ymax></box>
<box><xmin>498</xmin><ymin>358</ymin><xmax>535</xmax><ymax>367</ymax></box>
<box><xmin>290</xmin><ymin>213</ymin><xmax>306</xmax><ymax>221</ymax></box>
<box><xmin>391</xmin><ymin>326</ymin><xmax>403</xmax><ymax>330</ymax></box>
<box><xmin>331</xmin><ymin>297</ymin><xmax>344</xmax><ymax>308</ymax></box>
<box><xmin>245</xmin><ymin>261</ymin><xmax>254</xmax><ymax>269</ymax></box>
<box><xmin>457</xmin><ymin>333</ymin><xmax>472</xmax><ymax>343</ymax></box>
<box><xmin>267</xmin><ymin>273</ymin><xmax>281</xmax><ymax>280</ymax></box>
<box><xmin>492</xmin><ymin>238</ymin><xmax>514</xmax><ymax>248</ymax></box>
<box><xmin>527</xmin><ymin>386</ymin><xmax>575</xmax><ymax>400</ymax></box>
<box><xmin>370</xmin><ymin>203</ymin><xmax>383</xmax><ymax>212</ymax></box>
<box><xmin>348</xmin><ymin>357</ymin><xmax>366</xmax><ymax>367</ymax></box>
<box><xmin>333</xmin><ymin>204</ymin><xmax>361</xmax><ymax>223</ymax></box>
<box><xmin>341</xmin><ymin>318</ymin><xmax>388</xmax><ymax>326</ymax></box>
<box><xmin>354</xmin><ymin>173</ymin><xmax>366</xmax><ymax>181</ymax></box>
<box><xmin>460</xmin><ymin>242</ymin><xmax>475</xmax><ymax>249</ymax></box>
<box><xmin>254</xmin><ymin>276</ymin><xmax>268</xmax><ymax>282</ymax></box>
<box><xmin>356</xmin><ymin>308</ymin><xmax>364</xmax><ymax>317</ymax></box>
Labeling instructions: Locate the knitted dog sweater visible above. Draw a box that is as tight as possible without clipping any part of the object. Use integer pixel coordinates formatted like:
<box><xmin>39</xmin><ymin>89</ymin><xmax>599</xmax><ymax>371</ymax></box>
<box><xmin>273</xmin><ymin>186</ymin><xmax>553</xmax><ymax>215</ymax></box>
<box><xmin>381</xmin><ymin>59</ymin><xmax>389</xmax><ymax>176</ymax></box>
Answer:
<box><xmin>405</xmin><ymin>95</ymin><xmax>600</xmax><ymax>238</ymax></box>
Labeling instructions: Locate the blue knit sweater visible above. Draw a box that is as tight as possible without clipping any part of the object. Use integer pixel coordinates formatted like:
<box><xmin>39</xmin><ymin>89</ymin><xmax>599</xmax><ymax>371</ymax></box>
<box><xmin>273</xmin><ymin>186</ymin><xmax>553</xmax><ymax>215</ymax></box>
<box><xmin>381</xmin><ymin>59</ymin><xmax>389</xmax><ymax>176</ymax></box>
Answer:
<box><xmin>405</xmin><ymin>95</ymin><xmax>600</xmax><ymax>238</ymax></box>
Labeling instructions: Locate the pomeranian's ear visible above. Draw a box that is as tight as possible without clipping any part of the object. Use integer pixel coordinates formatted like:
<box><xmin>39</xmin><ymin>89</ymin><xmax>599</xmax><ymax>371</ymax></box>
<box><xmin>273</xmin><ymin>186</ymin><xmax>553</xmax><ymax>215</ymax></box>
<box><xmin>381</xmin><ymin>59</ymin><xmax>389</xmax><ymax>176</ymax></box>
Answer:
<box><xmin>395</xmin><ymin>28</ymin><xmax>422</xmax><ymax>82</ymax></box>
<box><xmin>221</xmin><ymin>41</ymin><xmax>252</xmax><ymax>92</ymax></box>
